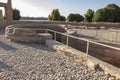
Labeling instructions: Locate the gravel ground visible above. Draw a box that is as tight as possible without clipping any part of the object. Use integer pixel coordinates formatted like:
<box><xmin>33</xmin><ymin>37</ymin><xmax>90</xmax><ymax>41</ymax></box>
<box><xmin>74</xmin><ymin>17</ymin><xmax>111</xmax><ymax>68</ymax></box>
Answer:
<box><xmin>0</xmin><ymin>30</ymin><xmax>118</xmax><ymax>80</ymax></box>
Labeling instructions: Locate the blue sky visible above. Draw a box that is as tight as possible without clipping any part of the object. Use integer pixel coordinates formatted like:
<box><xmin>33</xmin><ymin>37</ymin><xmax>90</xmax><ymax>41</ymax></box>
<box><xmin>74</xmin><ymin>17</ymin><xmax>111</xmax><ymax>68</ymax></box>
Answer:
<box><xmin>0</xmin><ymin>0</ymin><xmax>120</xmax><ymax>17</ymax></box>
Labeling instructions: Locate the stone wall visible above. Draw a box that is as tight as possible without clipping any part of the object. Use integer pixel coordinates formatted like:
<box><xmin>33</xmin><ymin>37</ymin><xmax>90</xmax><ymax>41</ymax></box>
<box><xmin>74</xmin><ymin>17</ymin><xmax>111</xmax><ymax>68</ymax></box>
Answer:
<box><xmin>53</xmin><ymin>33</ymin><xmax>120</xmax><ymax>67</ymax></box>
<box><xmin>66</xmin><ymin>38</ymin><xmax>120</xmax><ymax>67</ymax></box>
<box><xmin>5</xmin><ymin>26</ymin><xmax>52</xmax><ymax>43</ymax></box>
<box><xmin>89</xmin><ymin>43</ymin><xmax>120</xmax><ymax>67</ymax></box>
<box><xmin>0</xmin><ymin>10</ymin><xmax>3</xmax><ymax>21</ymax></box>
<box><xmin>1</xmin><ymin>21</ymin><xmax>120</xmax><ymax>29</ymax></box>
<box><xmin>0</xmin><ymin>0</ymin><xmax>13</xmax><ymax>22</ymax></box>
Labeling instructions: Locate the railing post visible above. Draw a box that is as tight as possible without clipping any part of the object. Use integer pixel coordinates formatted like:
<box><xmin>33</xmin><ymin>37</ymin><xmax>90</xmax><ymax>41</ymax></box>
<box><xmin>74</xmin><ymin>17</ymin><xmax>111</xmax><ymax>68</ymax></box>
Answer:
<box><xmin>100</xmin><ymin>30</ymin><xmax>103</xmax><ymax>41</ymax></box>
<box><xmin>66</xmin><ymin>34</ymin><xmax>69</xmax><ymax>47</ymax></box>
<box><xmin>86</xmin><ymin>41</ymin><xmax>89</xmax><ymax>59</ymax></box>
<box><xmin>79</xmin><ymin>29</ymin><xmax>81</xmax><ymax>34</ymax></box>
<box><xmin>61</xmin><ymin>35</ymin><xmax>63</xmax><ymax>43</ymax></box>
<box><xmin>116</xmin><ymin>32</ymin><xmax>118</xmax><ymax>42</ymax></box>
<box><xmin>45</xmin><ymin>29</ymin><xmax>48</xmax><ymax>33</ymax></box>
<box><xmin>96</xmin><ymin>30</ymin><xmax>98</xmax><ymax>38</ymax></box>
<box><xmin>54</xmin><ymin>31</ymin><xmax>56</xmax><ymax>41</ymax></box>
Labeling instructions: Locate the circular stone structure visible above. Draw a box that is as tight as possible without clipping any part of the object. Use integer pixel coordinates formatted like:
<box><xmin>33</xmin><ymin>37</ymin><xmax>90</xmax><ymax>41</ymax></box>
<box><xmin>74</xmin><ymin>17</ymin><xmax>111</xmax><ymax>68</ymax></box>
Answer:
<box><xmin>6</xmin><ymin>24</ymin><xmax>66</xmax><ymax>32</ymax></box>
<box><xmin>5</xmin><ymin>23</ymin><xmax>78</xmax><ymax>43</ymax></box>
<box><xmin>5</xmin><ymin>24</ymin><xmax>67</xmax><ymax>43</ymax></box>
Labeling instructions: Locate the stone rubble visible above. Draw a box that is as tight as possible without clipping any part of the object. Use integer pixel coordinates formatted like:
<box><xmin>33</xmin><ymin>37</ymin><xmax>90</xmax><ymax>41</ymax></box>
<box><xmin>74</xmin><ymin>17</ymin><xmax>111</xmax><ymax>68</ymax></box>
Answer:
<box><xmin>0</xmin><ymin>30</ymin><xmax>118</xmax><ymax>80</ymax></box>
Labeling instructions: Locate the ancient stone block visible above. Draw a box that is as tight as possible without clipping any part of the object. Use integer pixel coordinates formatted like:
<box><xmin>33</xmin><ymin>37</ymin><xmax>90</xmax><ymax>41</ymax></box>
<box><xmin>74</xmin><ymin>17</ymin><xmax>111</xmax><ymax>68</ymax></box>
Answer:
<box><xmin>19</xmin><ymin>29</ymin><xmax>36</xmax><ymax>36</ymax></box>
<box><xmin>0</xmin><ymin>10</ymin><xmax>3</xmax><ymax>21</ymax></box>
<box><xmin>0</xmin><ymin>0</ymin><xmax>13</xmax><ymax>22</ymax></box>
<box><xmin>13</xmin><ymin>28</ymin><xmax>20</xmax><ymax>35</ymax></box>
<box><xmin>5</xmin><ymin>26</ymin><xmax>52</xmax><ymax>43</ymax></box>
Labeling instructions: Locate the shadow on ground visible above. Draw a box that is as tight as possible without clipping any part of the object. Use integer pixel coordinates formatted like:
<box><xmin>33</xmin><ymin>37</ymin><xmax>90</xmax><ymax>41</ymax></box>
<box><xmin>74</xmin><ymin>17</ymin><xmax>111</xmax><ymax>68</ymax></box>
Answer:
<box><xmin>0</xmin><ymin>61</ymin><xmax>12</xmax><ymax>70</ymax></box>
<box><xmin>0</xmin><ymin>30</ymin><xmax>5</xmax><ymax>35</ymax></box>
<box><xmin>0</xmin><ymin>42</ymin><xmax>17</xmax><ymax>51</ymax></box>
<box><xmin>15</xmin><ymin>42</ymin><xmax>53</xmax><ymax>52</ymax></box>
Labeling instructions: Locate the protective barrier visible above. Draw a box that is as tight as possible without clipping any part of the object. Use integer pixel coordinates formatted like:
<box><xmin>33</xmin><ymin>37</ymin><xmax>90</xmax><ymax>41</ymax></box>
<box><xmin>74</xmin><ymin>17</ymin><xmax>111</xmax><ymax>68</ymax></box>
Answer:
<box><xmin>46</xmin><ymin>29</ymin><xmax>120</xmax><ymax>67</ymax></box>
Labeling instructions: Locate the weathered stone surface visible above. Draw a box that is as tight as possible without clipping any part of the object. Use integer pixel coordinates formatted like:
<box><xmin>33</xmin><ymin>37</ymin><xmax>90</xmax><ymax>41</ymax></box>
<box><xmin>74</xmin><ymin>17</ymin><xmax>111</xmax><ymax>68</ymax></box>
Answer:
<box><xmin>0</xmin><ymin>0</ymin><xmax>13</xmax><ymax>22</ymax></box>
<box><xmin>5</xmin><ymin>24</ymin><xmax>69</xmax><ymax>43</ymax></box>
<box><xmin>67</xmin><ymin>29</ymin><xmax>77</xmax><ymax>35</ymax></box>
<box><xmin>37</xmin><ymin>33</ymin><xmax>52</xmax><ymax>39</ymax></box>
<box><xmin>5</xmin><ymin>26</ymin><xmax>52</xmax><ymax>43</ymax></box>
<box><xmin>8</xmin><ymin>24</ymin><xmax>66</xmax><ymax>32</ymax></box>
<box><xmin>0</xmin><ymin>10</ymin><xmax>3</xmax><ymax>21</ymax></box>
<box><xmin>17</xmin><ymin>29</ymin><xmax>36</xmax><ymax>36</ymax></box>
<box><xmin>13</xmin><ymin>28</ymin><xmax>20</xmax><ymax>35</ymax></box>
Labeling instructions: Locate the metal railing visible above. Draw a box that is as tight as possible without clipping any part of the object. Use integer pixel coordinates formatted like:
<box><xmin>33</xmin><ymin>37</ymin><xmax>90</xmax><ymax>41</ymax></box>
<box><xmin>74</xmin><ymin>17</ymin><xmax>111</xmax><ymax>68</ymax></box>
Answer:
<box><xmin>45</xmin><ymin>29</ymin><xmax>120</xmax><ymax>59</ymax></box>
<box><xmin>24</xmin><ymin>28</ymin><xmax>120</xmax><ymax>66</ymax></box>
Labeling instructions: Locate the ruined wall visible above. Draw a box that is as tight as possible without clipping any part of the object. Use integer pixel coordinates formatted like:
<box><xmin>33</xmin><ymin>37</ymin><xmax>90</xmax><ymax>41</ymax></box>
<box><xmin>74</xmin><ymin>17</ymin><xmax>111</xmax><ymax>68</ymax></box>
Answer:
<box><xmin>0</xmin><ymin>0</ymin><xmax>13</xmax><ymax>22</ymax></box>
<box><xmin>1</xmin><ymin>21</ymin><xmax>120</xmax><ymax>29</ymax></box>
<box><xmin>0</xmin><ymin>10</ymin><xmax>3</xmax><ymax>21</ymax></box>
<box><xmin>1</xmin><ymin>21</ymin><xmax>120</xmax><ymax>67</ymax></box>
<box><xmin>66</xmin><ymin>38</ymin><xmax>120</xmax><ymax>67</ymax></box>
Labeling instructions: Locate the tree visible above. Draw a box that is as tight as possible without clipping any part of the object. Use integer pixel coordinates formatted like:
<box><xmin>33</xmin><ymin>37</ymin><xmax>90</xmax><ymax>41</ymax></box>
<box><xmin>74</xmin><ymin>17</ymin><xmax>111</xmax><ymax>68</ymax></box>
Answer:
<box><xmin>13</xmin><ymin>9</ymin><xmax>21</xmax><ymax>20</ymax></box>
<box><xmin>105</xmin><ymin>4</ymin><xmax>120</xmax><ymax>22</ymax></box>
<box><xmin>67</xmin><ymin>14</ymin><xmax>75</xmax><ymax>22</ymax></box>
<box><xmin>48</xmin><ymin>9</ymin><xmax>61</xmax><ymax>21</ymax></box>
<box><xmin>4</xmin><ymin>8</ymin><xmax>21</xmax><ymax>20</ymax></box>
<box><xmin>92</xmin><ymin>8</ymin><xmax>105</xmax><ymax>22</ymax></box>
<box><xmin>60</xmin><ymin>16</ymin><xmax>66</xmax><ymax>21</ymax></box>
<box><xmin>48</xmin><ymin>14</ymin><xmax>52</xmax><ymax>21</ymax></box>
<box><xmin>93</xmin><ymin>4</ymin><xmax>120</xmax><ymax>22</ymax></box>
<box><xmin>67</xmin><ymin>13</ymin><xmax>84</xmax><ymax>22</ymax></box>
<box><xmin>84</xmin><ymin>9</ymin><xmax>94</xmax><ymax>22</ymax></box>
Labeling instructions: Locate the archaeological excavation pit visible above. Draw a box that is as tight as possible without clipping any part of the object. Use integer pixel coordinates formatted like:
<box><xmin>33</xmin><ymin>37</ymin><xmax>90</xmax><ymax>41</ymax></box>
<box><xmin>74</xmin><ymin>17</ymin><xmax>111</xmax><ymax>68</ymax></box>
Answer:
<box><xmin>5</xmin><ymin>24</ymin><xmax>120</xmax><ymax>70</ymax></box>
<box><xmin>3</xmin><ymin>23</ymin><xmax>120</xmax><ymax>79</ymax></box>
<box><xmin>61</xmin><ymin>35</ymin><xmax>120</xmax><ymax>68</ymax></box>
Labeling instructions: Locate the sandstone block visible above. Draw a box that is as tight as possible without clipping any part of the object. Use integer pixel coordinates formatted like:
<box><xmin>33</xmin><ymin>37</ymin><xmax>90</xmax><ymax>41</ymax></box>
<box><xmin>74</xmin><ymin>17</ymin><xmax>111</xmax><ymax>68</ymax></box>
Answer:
<box><xmin>0</xmin><ymin>10</ymin><xmax>3</xmax><ymax>21</ymax></box>
<box><xmin>19</xmin><ymin>29</ymin><xmax>36</xmax><ymax>36</ymax></box>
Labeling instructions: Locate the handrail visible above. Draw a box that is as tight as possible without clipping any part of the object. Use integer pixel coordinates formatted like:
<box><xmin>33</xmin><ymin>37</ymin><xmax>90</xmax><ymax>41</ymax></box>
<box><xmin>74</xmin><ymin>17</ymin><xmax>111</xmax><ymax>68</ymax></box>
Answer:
<box><xmin>14</xmin><ymin>28</ymin><xmax>120</xmax><ymax>51</ymax></box>
<box><xmin>47</xmin><ymin>29</ymin><xmax>120</xmax><ymax>51</ymax></box>
<box><xmin>45</xmin><ymin>29</ymin><xmax>120</xmax><ymax>60</ymax></box>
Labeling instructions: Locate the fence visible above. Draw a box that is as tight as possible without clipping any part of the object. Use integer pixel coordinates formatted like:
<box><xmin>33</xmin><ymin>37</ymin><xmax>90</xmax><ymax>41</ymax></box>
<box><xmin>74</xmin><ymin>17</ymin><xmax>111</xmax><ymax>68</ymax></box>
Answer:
<box><xmin>32</xmin><ymin>28</ymin><xmax>120</xmax><ymax>67</ymax></box>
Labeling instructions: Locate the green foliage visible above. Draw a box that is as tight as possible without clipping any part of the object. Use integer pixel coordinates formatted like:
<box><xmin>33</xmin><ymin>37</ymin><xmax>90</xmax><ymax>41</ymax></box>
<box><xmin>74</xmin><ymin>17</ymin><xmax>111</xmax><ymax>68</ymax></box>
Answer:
<box><xmin>84</xmin><ymin>9</ymin><xmax>94</xmax><ymax>22</ymax></box>
<box><xmin>48</xmin><ymin>9</ymin><xmax>66</xmax><ymax>21</ymax></box>
<box><xmin>92</xmin><ymin>8</ymin><xmax>105</xmax><ymax>22</ymax></box>
<box><xmin>60</xmin><ymin>16</ymin><xmax>66</xmax><ymax>21</ymax></box>
<box><xmin>93</xmin><ymin>4</ymin><xmax>120</xmax><ymax>22</ymax></box>
<box><xmin>13</xmin><ymin>9</ymin><xmax>21</xmax><ymax>20</ymax></box>
<box><xmin>67</xmin><ymin>13</ymin><xmax>84</xmax><ymax>22</ymax></box>
<box><xmin>105</xmin><ymin>4</ymin><xmax>119</xmax><ymax>9</ymax></box>
<box><xmin>48</xmin><ymin>14</ymin><xmax>52</xmax><ymax>21</ymax></box>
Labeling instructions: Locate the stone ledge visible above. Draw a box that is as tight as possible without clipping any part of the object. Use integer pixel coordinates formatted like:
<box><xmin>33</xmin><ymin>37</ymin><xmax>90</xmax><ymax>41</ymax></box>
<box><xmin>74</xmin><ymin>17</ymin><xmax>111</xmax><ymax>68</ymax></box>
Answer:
<box><xmin>5</xmin><ymin>26</ymin><xmax>52</xmax><ymax>43</ymax></box>
<box><xmin>45</xmin><ymin>39</ymin><xmax>120</xmax><ymax>79</ymax></box>
<box><xmin>6</xmin><ymin>33</ymin><xmax>52</xmax><ymax>43</ymax></box>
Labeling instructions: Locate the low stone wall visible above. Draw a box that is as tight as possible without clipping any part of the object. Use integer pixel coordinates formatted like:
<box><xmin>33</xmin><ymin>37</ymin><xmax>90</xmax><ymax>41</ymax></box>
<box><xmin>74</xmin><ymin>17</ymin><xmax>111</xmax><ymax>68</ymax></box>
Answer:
<box><xmin>4</xmin><ymin>23</ymin><xmax>66</xmax><ymax>32</ymax></box>
<box><xmin>5</xmin><ymin>24</ymin><xmax>77</xmax><ymax>43</ymax></box>
<box><xmin>0</xmin><ymin>10</ymin><xmax>3</xmax><ymax>21</ymax></box>
<box><xmin>66</xmin><ymin>38</ymin><xmax>120</xmax><ymax>67</ymax></box>
<box><xmin>1</xmin><ymin>21</ymin><xmax>120</xmax><ymax>29</ymax></box>
<box><xmin>89</xmin><ymin>43</ymin><xmax>120</xmax><ymax>67</ymax></box>
<box><xmin>5</xmin><ymin>25</ymin><xmax>52</xmax><ymax>43</ymax></box>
